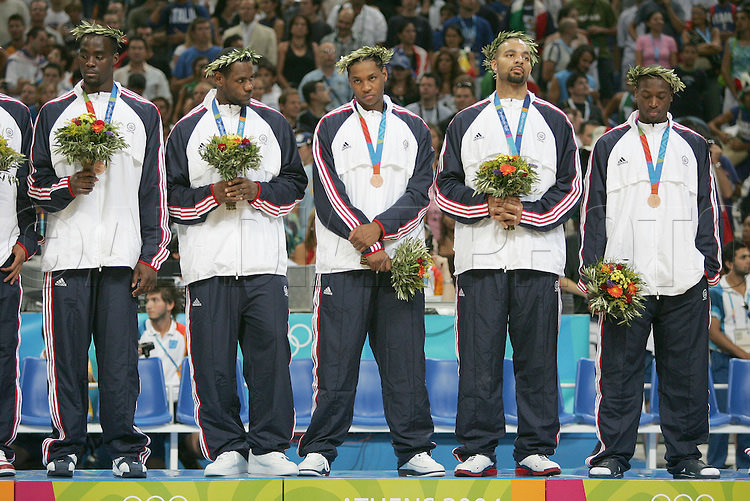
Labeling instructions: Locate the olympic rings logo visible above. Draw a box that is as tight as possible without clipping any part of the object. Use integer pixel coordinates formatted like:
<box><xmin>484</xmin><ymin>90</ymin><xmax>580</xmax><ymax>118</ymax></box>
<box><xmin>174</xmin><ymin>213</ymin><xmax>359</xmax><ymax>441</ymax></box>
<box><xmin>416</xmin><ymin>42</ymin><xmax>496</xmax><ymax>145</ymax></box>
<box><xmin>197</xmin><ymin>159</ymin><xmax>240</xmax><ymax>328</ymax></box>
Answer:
<box><xmin>288</xmin><ymin>323</ymin><xmax>312</xmax><ymax>358</ymax></box>
<box><xmin>123</xmin><ymin>496</ymin><xmax>188</xmax><ymax>501</ymax></box>
<box><xmin>651</xmin><ymin>495</ymin><xmax>714</xmax><ymax>501</ymax></box>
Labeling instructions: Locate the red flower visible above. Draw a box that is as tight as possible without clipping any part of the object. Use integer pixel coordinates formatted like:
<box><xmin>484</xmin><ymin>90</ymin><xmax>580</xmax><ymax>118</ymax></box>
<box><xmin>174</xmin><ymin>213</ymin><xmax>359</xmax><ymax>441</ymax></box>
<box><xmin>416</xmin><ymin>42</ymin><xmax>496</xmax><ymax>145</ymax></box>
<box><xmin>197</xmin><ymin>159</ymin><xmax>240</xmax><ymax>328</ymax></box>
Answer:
<box><xmin>73</xmin><ymin>119</ymin><xmax>82</xmax><ymax>126</ymax></box>
<box><xmin>417</xmin><ymin>258</ymin><xmax>423</xmax><ymax>265</ymax></box>
<box><xmin>627</xmin><ymin>283</ymin><xmax>638</xmax><ymax>295</ymax></box>
<box><xmin>500</xmin><ymin>164</ymin><xmax>516</xmax><ymax>175</ymax></box>
<box><xmin>242</xmin><ymin>138</ymin><xmax>251</xmax><ymax>144</ymax></box>
<box><xmin>217</xmin><ymin>143</ymin><xmax>227</xmax><ymax>151</ymax></box>
<box><xmin>625</xmin><ymin>294</ymin><xmax>633</xmax><ymax>304</ymax></box>
<box><xmin>521</xmin><ymin>171</ymin><xmax>528</xmax><ymax>177</ymax></box>
<box><xmin>608</xmin><ymin>285</ymin><xmax>623</xmax><ymax>298</ymax></box>
<box><xmin>599</xmin><ymin>283</ymin><xmax>608</xmax><ymax>290</ymax></box>
<box><xmin>418</xmin><ymin>266</ymin><xmax>426</xmax><ymax>278</ymax></box>
<box><xmin>91</xmin><ymin>120</ymin><xmax>106</xmax><ymax>133</ymax></box>
<box><xmin>616</xmin><ymin>264</ymin><xmax>623</xmax><ymax>270</ymax></box>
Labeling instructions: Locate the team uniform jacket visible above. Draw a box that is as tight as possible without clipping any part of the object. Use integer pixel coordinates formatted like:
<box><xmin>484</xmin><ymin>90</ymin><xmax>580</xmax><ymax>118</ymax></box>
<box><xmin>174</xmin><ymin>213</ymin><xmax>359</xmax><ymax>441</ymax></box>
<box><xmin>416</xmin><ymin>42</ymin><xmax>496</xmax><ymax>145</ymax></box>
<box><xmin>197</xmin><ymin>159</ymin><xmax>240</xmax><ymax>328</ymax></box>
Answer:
<box><xmin>166</xmin><ymin>89</ymin><xmax>307</xmax><ymax>284</ymax></box>
<box><xmin>313</xmin><ymin>96</ymin><xmax>434</xmax><ymax>274</ymax></box>
<box><xmin>27</xmin><ymin>82</ymin><xmax>170</xmax><ymax>272</ymax></box>
<box><xmin>435</xmin><ymin>91</ymin><xmax>581</xmax><ymax>276</ymax></box>
<box><xmin>578</xmin><ymin>112</ymin><xmax>722</xmax><ymax>296</ymax></box>
<box><xmin>0</xmin><ymin>94</ymin><xmax>37</xmax><ymax>262</ymax></box>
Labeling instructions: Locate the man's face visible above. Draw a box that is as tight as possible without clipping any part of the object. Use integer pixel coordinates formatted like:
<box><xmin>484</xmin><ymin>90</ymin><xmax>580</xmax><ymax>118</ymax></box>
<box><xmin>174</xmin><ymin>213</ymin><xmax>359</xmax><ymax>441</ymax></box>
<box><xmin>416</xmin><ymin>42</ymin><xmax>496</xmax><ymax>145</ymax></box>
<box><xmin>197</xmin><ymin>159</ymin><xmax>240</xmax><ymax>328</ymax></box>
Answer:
<box><xmin>251</xmin><ymin>78</ymin><xmax>265</xmax><ymax>100</ymax></box>
<box><xmin>569</xmin><ymin>76</ymin><xmax>589</xmax><ymax>99</ymax></box>
<box><xmin>128</xmin><ymin>40</ymin><xmax>147</xmax><ymax>64</ymax></box>
<box><xmin>418</xmin><ymin>76</ymin><xmax>439</xmax><ymax>101</ymax></box>
<box><xmin>8</xmin><ymin>20</ymin><xmax>25</xmax><ymax>41</ymax></box>
<box><xmin>491</xmin><ymin>38</ymin><xmax>532</xmax><ymax>85</ymax></box>
<box><xmin>216</xmin><ymin>61</ymin><xmax>255</xmax><ymax>106</ymax></box>
<box><xmin>43</xmin><ymin>67</ymin><xmax>60</xmax><ymax>83</ymax></box>
<box><xmin>145</xmin><ymin>292</ymin><xmax>173</xmax><ymax>322</ymax></box>
<box><xmin>318</xmin><ymin>43</ymin><xmax>337</xmax><ymax>66</ymax></box>
<box><xmin>281</xmin><ymin>93</ymin><xmax>301</xmax><ymax>118</ymax></box>
<box><xmin>336</xmin><ymin>10</ymin><xmax>354</xmax><ymax>36</ymax></box>
<box><xmin>402</xmin><ymin>0</ymin><xmax>417</xmax><ymax>11</ymax></box>
<box><xmin>30</xmin><ymin>1</ymin><xmax>47</xmax><ymax>24</ymax></box>
<box><xmin>136</xmin><ymin>26</ymin><xmax>154</xmax><ymax>47</ymax></box>
<box><xmin>578</xmin><ymin>52</ymin><xmax>594</xmax><ymax>73</ymax></box>
<box><xmin>299</xmin><ymin>0</ymin><xmax>315</xmax><ymax>17</ymax></box>
<box><xmin>239</xmin><ymin>0</ymin><xmax>257</xmax><ymax>23</ymax></box>
<box><xmin>453</xmin><ymin>86</ymin><xmax>475</xmax><ymax>111</ymax></box>
<box><xmin>31</xmin><ymin>31</ymin><xmax>50</xmax><ymax>55</ymax></box>
<box><xmin>154</xmin><ymin>99</ymin><xmax>170</xmax><ymax>121</ymax></box>
<box><xmin>681</xmin><ymin>45</ymin><xmax>698</xmax><ymax>66</ymax></box>
<box><xmin>193</xmin><ymin>21</ymin><xmax>212</xmax><ymax>44</ymax></box>
<box><xmin>580</xmin><ymin>123</ymin><xmax>596</xmax><ymax>147</ymax></box>
<box><xmin>19</xmin><ymin>83</ymin><xmax>36</xmax><ymax>105</ymax></box>
<box><xmin>312</xmin><ymin>82</ymin><xmax>331</xmax><ymax>105</ymax></box>
<box><xmin>635</xmin><ymin>77</ymin><xmax>672</xmax><ymax>124</ymax></box>
<box><xmin>79</xmin><ymin>36</ymin><xmax>118</xmax><ymax>89</ymax></box>
<box><xmin>348</xmin><ymin>59</ymin><xmax>387</xmax><ymax>111</ymax></box>
<box><xmin>256</xmin><ymin>67</ymin><xmax>274</xmax><ymax>88</ymax></box>
<box><xmin>732</xmin><ymin>247</ymin><xmax>750</xmax><ymax>277</ymax></box>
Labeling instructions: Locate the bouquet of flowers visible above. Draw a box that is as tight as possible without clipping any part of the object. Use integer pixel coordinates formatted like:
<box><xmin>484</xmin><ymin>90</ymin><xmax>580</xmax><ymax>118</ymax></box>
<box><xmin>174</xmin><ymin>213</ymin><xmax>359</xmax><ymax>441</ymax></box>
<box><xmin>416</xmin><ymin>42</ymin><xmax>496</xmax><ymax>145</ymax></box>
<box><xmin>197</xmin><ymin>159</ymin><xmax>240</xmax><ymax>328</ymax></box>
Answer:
<box><xmin>473</xmin><ymin>153</ymin><xmax>538</xmax><ymax>230</ymax></box>
<box><xmin>199</xmin><ymin>134</ymin><xmax>262</xmax><ymax>210</ymax></box>
<box><xmin>53</xmin><ymin>113</ymin><xmax>128</xmax><ymax>174</ymax></box>
<box><xmin>391</xmin><ymin>237</ymin><xmax>433</xmax><ymax>301</ymax></box>
<box><xmin>0</xmin><ymin>136</ymin><xmax>24</xmax><ymax>184</ymax></box>
<box><xmin>580</xmin><ymin>259</ymin><xmax>646</xmax><ymax>326</ymax></box>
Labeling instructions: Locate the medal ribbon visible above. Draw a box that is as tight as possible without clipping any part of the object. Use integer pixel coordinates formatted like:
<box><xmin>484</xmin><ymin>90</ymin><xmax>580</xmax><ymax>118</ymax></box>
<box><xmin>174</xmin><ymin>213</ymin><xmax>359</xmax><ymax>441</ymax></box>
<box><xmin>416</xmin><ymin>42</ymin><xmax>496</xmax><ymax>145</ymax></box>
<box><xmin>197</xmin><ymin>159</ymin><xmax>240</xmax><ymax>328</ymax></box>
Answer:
<box><xmin>82</xmin><ymin>84</ymin><xmax>119</xmax><ymax>123</ymax></box>
<box><xmin>494</xmin><ymin>93</ymin><xmax>531</xmax><ymax>156</ymax></box>
<box><xmin>211</xmin><ymin>99</ymin><xmax>247</xmax><ymax>136</ymax></box>
<box><xmin>637</xmin><ymin>123</ymin><xmax>670</xmax><ymax>196</ymax></box>
<box><xmin>355</xmin><ymin>102</ymin><xmax>387</xmax><ymax>178</ymax></box>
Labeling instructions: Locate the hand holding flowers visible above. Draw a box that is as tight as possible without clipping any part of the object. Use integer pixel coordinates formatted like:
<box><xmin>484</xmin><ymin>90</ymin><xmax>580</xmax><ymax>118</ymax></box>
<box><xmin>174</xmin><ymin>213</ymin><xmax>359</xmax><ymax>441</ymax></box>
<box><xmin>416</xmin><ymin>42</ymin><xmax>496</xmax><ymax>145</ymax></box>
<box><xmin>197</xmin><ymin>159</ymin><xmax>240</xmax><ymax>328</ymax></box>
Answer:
<box><xmin>199</xmin><ymin>134</ymin><xmax>261</xmax><ymax>210</ymax></box>
<box><xmin>54</xmin><ymin>113</ymin><xmax>128</xmax><ymax>175</ymax></box>
<box><xmin>473</xmin><ymin>153</ymin><xmax>537</xmax><ymax>230</ymax></box>
<box><xmin>391</xmin><ymin>238</ymin><xmax>433</xmax><ymax>301</ymax></box>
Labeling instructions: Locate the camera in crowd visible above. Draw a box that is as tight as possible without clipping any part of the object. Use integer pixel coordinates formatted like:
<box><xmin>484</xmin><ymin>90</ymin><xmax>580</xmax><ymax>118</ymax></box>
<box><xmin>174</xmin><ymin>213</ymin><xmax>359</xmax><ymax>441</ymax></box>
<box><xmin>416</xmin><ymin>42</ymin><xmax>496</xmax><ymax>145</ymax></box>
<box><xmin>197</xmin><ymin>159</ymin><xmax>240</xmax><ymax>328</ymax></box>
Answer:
<box><xmin>140</xmin><ymin>341</ymin><xmax>155</xmax><ymax>358</ymax></box>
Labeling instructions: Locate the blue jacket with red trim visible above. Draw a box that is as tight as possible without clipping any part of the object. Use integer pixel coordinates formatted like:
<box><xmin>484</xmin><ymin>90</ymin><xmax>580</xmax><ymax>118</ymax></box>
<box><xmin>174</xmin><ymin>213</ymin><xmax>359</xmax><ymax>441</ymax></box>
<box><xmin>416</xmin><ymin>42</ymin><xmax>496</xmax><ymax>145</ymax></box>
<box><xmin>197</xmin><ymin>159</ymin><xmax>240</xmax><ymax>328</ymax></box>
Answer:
<box><xmin>578</xmin><ymin>112</ymin><xmax>722</xmax><ymax>296</ymax></box>
<box><xmin>312</xmin><ymin>96</ymin><xmax>433</xmax><ymax>274</ymax></box>
<box><xmin>166</xmin><ymin>90</ymin><xmax>306</xmax><ymax>284</ymax></box>
<box><xmin>435</xmin><ymin>91</ymin><xmax>581</xmax><ymax>276</ymax></box>
<box><xmin>0</xmin><ymin>93</ymin><xmax>38</xmax><ymax>263</ymax></box>
<box><xmin>28</xmin><ymin>82</ymin><xmax>170</xmax><ymax>273</ymax></box>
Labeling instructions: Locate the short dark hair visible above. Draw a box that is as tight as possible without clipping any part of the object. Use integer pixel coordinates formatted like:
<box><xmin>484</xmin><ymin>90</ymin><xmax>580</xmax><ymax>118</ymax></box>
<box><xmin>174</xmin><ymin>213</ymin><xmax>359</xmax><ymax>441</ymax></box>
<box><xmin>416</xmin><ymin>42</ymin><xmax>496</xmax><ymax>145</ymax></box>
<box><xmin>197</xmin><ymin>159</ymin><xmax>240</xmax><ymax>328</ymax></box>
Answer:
<box><xmin>279</xmin><ymin>87</ymin><xmax>299</xmax><ymax>107</ymax></box>
<box><xmin>27</xmin><ymin>26</ymin><xmax>47</xmax><ymax>43</ymax></box>
<box><xmin>149</xmin><ymin>283</ymin><xmax>182</xmax><ymax>318</ymax></box>
<box><xmin>723</xmin><ymin>241</ymin><xmax>749</xmax><ymax>268</ymax></box>
<box><xmin>128</xmin><ymin>36</ymin><xmax>149</xmax><ymax>51</ymax></box>
<box><xmin>419</xmin><ymin>72</ymin><xmax>441</xmax><ymax>88</ymax></box>
<box><xmin>43</xmin><ymin>62</ymin><xmax>62</xmax><ymax>76</ymax></box>
<box><xmin>566</xmin><ymin>72</ymin><xmax>587</xmax><ymax>91</ymax></box>
<box><xmin>127</xmin><ymin>73</ymin><xmax>147</xmax><ymax>91</ymax></box>
<box><xmin>8</xmin><ymin>13</ymin><xmax>25</xmax><ymax>25</ymax></box>
<box><xmin>223</xmin><ymin>34</ymin><xmax>243</xmax><ymax>48</ymax></box>
<box><xmin>302</xmin><ymin>79</ymin><xmax>323</xmax><ymax>103</ymax></box>
<box><xmin>256</xmin><ymin>57</ymin><xmax>277</xmax><ymax>74</ymax></box>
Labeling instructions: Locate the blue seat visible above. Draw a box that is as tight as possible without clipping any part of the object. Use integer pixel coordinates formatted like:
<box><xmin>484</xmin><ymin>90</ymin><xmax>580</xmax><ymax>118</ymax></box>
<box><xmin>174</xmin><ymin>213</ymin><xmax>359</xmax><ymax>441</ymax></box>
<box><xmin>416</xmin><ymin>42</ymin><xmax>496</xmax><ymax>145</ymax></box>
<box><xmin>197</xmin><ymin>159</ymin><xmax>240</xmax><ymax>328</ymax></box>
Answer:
<box><xmin>20</xmin><ymin>357</ymin><xmax>51</xmax><ymax>426</ymax></box>
<box><xmin>558</xmin><ymin>378</ymin><xmax>576</xmax><ymax>425</ymax></box>
<box><xmin>290</xmin><ymin>358</ymin><xmax>314</xmax><ymax>427</ymax></box>
<box><xmin>728</xmin><ymin>359</ymin><xmax>750</xmax><ymax>425</ymax></box>
<box><xmin>708</xmin><ymin>370</ymin><xmax>731</xmax><ymax>427</ymax></box>
<box><xmin>352</xmin><ymin>359</ymin><xmax>387</xmax><ymax>427</ymax></box>
<box><xmin>425</xmin><ymin>358</ymin><xmax>459</xmax><ymax>427</ymax></box>
<box><xmin>135</xmin><ymin>358</ymin><xmax>172</xmax><ymax>426</ymax></box>
<box><xmin>503</xmin><ymin>358</ymin><xmax>518</xmax><ymax>425</ymax></box>
<box><xmin>175</xmin><ymin>357</ymin><xmax>249</xmax><ymax>426</ymax></box>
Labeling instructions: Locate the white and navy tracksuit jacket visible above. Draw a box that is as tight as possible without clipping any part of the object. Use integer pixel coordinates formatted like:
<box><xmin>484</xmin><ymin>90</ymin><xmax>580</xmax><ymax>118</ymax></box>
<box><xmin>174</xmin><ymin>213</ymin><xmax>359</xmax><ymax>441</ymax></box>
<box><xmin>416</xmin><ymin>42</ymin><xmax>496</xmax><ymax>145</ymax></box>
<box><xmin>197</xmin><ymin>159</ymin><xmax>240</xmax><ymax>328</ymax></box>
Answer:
<box><xmin>298</xmin><ymin>96</ymin><xmax>437</xmax><ymax>468</ymax></box>
<box><xmin>0</xmin><ymin>93</ymin><xmax>37</xmax><ymax>464</ymax></box>
<box><xmin>435</xmin><ymin>91</ymin><xmax>581</xmax><ymax>463</ymax></box>
<box><xmin>28</xmin><ymin>82</ymin><xmax>168</xmax><ymax>464</ymax></box>
<box><xmin>579</xmin><ymin>112</ymin><xmax>722</xmax><ymax>471</ymax></box>
<box><xmin>166</xmin><ymin>89</ymin><xmax>306</xmax><ymax>460</ymax></box>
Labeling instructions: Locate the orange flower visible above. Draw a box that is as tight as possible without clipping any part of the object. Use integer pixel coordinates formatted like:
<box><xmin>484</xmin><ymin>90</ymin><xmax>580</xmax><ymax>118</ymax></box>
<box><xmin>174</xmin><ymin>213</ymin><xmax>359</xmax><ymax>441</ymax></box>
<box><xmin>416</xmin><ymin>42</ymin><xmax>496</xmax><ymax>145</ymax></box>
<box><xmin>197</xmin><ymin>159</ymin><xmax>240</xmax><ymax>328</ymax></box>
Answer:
<box><xmin>232</xmin><ymin>137</ymin><xmax>242</xmax><ymax>144</ymax></box>
<box><xmin>418</xmin><ymin>266</ymin><xmax>426</xmax><ymax>278</ymax></box>
<box><xmin>608</xmin><ymin>285</ymin><xmax>623</xmax><ymax>298</ymax></box>
<box><xmin>627</xmin><ymin>283</ymin><xmax>638</xmax><ymax>295</ymax></box>
<box><xmin>91</xmin><ymin>120</ymin><xmax>106</xmax><ymax>133</ymax></box>
<box><xmin>500</xmin><ymin>164</ymin><xmax>516</xmax><ymax>175</ymax></box>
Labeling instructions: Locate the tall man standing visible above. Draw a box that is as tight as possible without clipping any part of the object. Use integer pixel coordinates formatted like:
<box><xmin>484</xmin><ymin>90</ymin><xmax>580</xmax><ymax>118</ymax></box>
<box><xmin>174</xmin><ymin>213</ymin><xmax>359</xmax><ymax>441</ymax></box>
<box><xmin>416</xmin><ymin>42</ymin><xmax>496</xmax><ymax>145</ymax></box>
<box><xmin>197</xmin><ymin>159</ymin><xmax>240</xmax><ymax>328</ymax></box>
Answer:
<box><xmin>579</xmin><ymin>66</ymin><xmax>722</xmax><ymax>479</ymax></box>
<box><xmin>0</xmin><ymin>91</ymin><xmax>37</xmax><ymax>477</ymax></box>
<box><xmin>435</xmin><ymin>31</ymin><xmax>581</xmax><ymax>477</ymax></box>
<box><xmin>297</xmin><ymin>46</ymin><xmax>444</xmax><ymax>478</ymax></box>
<box><xmin>28</xmin><ymin>22</ymin><xmax>169</xmax><ymax>478</ymax></box>
<box><xmin>166</xmin><ymin>47</ymin><xmax>306</xmax><ymax>477</ymax></box>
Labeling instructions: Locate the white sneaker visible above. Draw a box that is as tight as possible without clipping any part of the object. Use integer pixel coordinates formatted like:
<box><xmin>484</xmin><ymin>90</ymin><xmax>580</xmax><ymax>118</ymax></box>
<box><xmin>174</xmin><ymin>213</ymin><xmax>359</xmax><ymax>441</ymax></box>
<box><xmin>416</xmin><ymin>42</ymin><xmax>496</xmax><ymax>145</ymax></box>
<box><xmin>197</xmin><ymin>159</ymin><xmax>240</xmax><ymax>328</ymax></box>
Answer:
<box><xmin>247</xmin><ymin>451</ymin><xmax>298</xmax><ymax>476</ymax></box>
<box><xmin>515</xmin><ymin>454</ymin><xmax>561</xmax><ymax>476</ymax></box>
<box><xmin>298</xmin><ymin>453</ymin><xmax>330</xmax><ymax>477</ymax></box>
<box><xmin>112</xmin><ymin>457</ymin><xmax>147</xmax><ymax>478</ymax></box>
<box><xmin>398</xmin><ymin>452</ymin><xmax>445</xmax><ymax>477</ymax></box>
<box><xmin>204</xmin><ymin>451</ymin><xmax>248</xmax><ymax>477</ymax></box>
<box><xmin>46</xmin><ymin>454</ymin><xmax>77</xmax><ymax>477</ymax></box>
<box><xmin>454</xmin><ymin>454</ymin><xmax>497</xmax><ymax>477</ymax></box>
<box><xmin>0</xmin><ymin>451</ymin><xmax>15</xmax><ymax>477</ymax></box>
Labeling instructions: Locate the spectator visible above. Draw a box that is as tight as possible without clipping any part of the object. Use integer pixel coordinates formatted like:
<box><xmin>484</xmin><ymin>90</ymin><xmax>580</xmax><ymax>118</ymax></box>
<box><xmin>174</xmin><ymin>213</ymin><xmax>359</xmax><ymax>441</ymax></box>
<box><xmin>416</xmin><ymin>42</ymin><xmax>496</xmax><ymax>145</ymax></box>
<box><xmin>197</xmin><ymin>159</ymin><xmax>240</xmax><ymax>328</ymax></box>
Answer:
<box><xmin>710</xmin><ymin>0</ymin><xmax>737</xmax><ymax>45</ymax></box>
<box><xmin>508</xmin><ymin>0</ymin><xmax>557</xmax><ymax>42</ymax></box>
<box><xmin>438</xmin><ymin>77</ymin><xmax>477</xmax><ymax>132</ymax></box>
<box><xmin>438</xmin><ymin>0</ymin><xmax>493</xmax><ymax>70</ymax></box>
<box><xmin>18</xmin><ymin>82</ymin><xmax>39</xmax><ymax>121</ymax></box>
<box><xmin>114</xmin><ymin>37</ymin><xmax>173</xmax><ymax>105</ymax></box>
<box><xmin>149</xmin><ymin>0</ymin><xmax>210</xmax><ymax>51</ymax></box>
<box><xmin>256</xmin><ymin>58</ymin><xmax>282</xmax><ymax>110</ymax></box>
<box><xmin>683</xmin><ymin>4</ymin><xmax>722</xmax><ymax>120</ymax></box>
<box><xmin>223</xmin><ymin>0</ymin><xmax>278</xmax><ymax>65</ymax></box>
<box><xmin>387</xmin><ymin>0</ymin><xmax>432</xmax><ymax>51</ymax></box>
<box><xmin>407</xmin><ymin>73</ymin><xmax>455</xmax><ymax>125</ymax></box>
<box><xmin>211</xmin><ymin>0</ymin><xmax>240</xmax><ymax>41</ymax></box>
<box><xmin>223</xmin><ymin>34</ymin><xmax>244</xmax><ymax>48</ymax></box>
<box><xmin>0</xmin><ymin>0</ymin><xmax>29</xmax><ymax>50</ymax></box>
<box><xmin>671</xmin><ymin>42</ymin><xmax>708</xmax><ymax>121</ymax></box>
<box><xmin>439</xmin><ymin>24</ymin><xmax>477</xmax><ymax>78</ymax></box>
<box><xmin>294</xmin><ymin>0</ymin><xmax>332</xmax><ymax>44</ymax></box>
<box><xmin>618</xmin><ymin>0</ymin><xmax>647</xmax><ymax>89</ymax></box>
<box><xmin>5</xmin><ymin>27</ymin><xmax>49</xmax><ymax>95</ymax></box>
<box><xmin>41</xmin><ymin>62</ymin><xmax>63</xmax><ymax>92</ymax></box>
<box><xmin>547</xmin><ymin>44</ymin><xmax>598</xmax><ymax>108</ymax></box>
<box><xmin>171</xmin><ymin>18</ymin><xmax>221</xmax><ymax>95</ymax></box>
<box><xmin>46</xmin><ymin>44</ymin><xmax>72</xmax><ymax>90</ymax></box>
<box><xmin>298</xmin><ymin>80</ymin><xmax>330</xmax><ymax>133</ymax></box>
<box><xmin>432</xmin><ymin>48</ymin><xmax>464</xmax><ymax>106</ymax></box>
<box><xmin>139</xmin><ymin>285</ymin><xmax>186</xmax><ymax>388</ymax></box>
<box><xmin>566</xmin><ymin>72</ymin><xmax>604</xmax><ymax>125</ymax></box>
<box><xmin>258</xmin><ymin>0</ymin><xmax>285</xmax><ymax>42</ymax></box>
<box><xmin>630</xmin><ymin>0</ymin><xmax>686</xmax><ymax>45</ymax></box>
<box><xmin>58</xmin><ymin>1</ymin><xmax>82</xmax><ymax>51</ymax></box>
<box><xmin>294</xmin><ymin>130</ymin><xmax>314</xmax><ymax>233</ymax></box>
<box><xmin>709</xmin><ymin>82</ymin><xmax>750</xmax><ymax>180</ymax></box>
<box><xmin>602</xmin><ymin>85</ymin><xmax>636</xmax><ymax>127</ymax></box>
<box><xmin>635</xmin><ymin>10</ymin><xmax>679</xmax><ymax>68</ymax></box>
<box><xmin>292</xmin><ymin>210</ymin><xmax>316</xmax><ymax>265</ymax></box>
<box><xmin>298</xmin><ymin>42</ymin><xmax>351</xmax><ymax>109</ymax></box>
<box><xmin>385</xmin><ymin>52</ymin><xmax>420</xmax><ymax>106</ymax></box>
<box><xmin>393</xmin><ymin>21</ymin><xmax>431</xmax><ymax>78</ymax></box>
<box><xmin>722</xmin><ymin>4</ymin><xmax>750</xmax><ymax>113</ymax></box>
<box><xmin>326</xmin><ymin>0</ymin><xmax>387</xmax><ymax>46</ymax></box>
<box><xmin>45</xmin><ymin>0</ymin><xmax>69</xmax><ymax>31</ymax></box>
<box><xmin>4</xmin><ymin>14</ymin><xmax>26</xmax><ymax>56</ymax></box>
<box><xmin>126</xmin><ymin>0</ymin><xmax>160</xmax><ymax>37</ymax></box>
<box><xmin>567</xmin><ymin>0</ymin><xmax>616</xmax><ymax>100</ymax></box>
<box><xmin>279</xmin><ymin>87</ymin><xmax>301</xmax><ymax>130</ymax></box>
<box><xmin>27</xmin><ymin>0</ymin><xmax>62</xmax><ymax>45</ymax></box>
<box><xmin>277</xmin><ymin>14</ymin><xmax>319</xmax><ymax>89</ymax></box>
<box><xmin>542</xmin><ymin>17</ymin><xmax>582</xmax><ymax>84</ymax></box>
<box><xmin>321</xmin><ymin>7</ymin><xmax>361</xmax><ymax>62</ymax></box>
<box><xmin>152</xmin><ymin>96</ymin><xmax>173</xmax><ymax>135</ymax></box>
<box><xmin>126</xmin><ymin>73</ymin><xmax>147</xmax><ymax>96</ymax></box>
<box><xmin>171</xmin><ymin>55</ymin><xmax>211</xmax><ymax>123</ymax></box>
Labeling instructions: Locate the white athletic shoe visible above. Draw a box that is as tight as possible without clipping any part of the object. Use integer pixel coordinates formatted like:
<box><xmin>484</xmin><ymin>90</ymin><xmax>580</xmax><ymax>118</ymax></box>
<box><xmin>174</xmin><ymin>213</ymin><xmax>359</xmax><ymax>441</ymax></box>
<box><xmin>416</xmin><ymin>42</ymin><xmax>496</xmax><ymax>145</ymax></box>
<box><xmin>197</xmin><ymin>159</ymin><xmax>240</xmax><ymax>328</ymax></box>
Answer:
<box><xmin>398</xmin><ymin>452</ymin><xmax>445</xmax><ymax>477</ymax></box>
<box><xmin>515</xmin><ymin>454</ymin><xmax>561</xmax><ymax>476</ymax></box>
<box><xmin>0</xmin><ymin>450</ymin><xmax>15</xmax><ymax>477</ymax></box>
<box><xmin>112</xmin><ymin>457</ymin><xmax>147</xmax><ymax>478</ymax></box>
<box><xmin>46</xmin><ymin>454</ymin><xmax>77</xmax><ymax>477</ymax></box>
<box><xmin>454</xmin><ymin>454</ymin><xmax>497</xmax><ymax>477</ymax></box>
<box><xmin>204</xmin><ymin>451</ymin><xmax>248</xmax><ymax>477</ymax></box>
<box><xmin>298</xmin><ymin>453</ymin><xmax>330</xmax><ymax>477</ymax></box>
<box><xmin>247</xmin><ymin>451</ymin><xmax>299</xmax><ymax>476</ymax></box>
